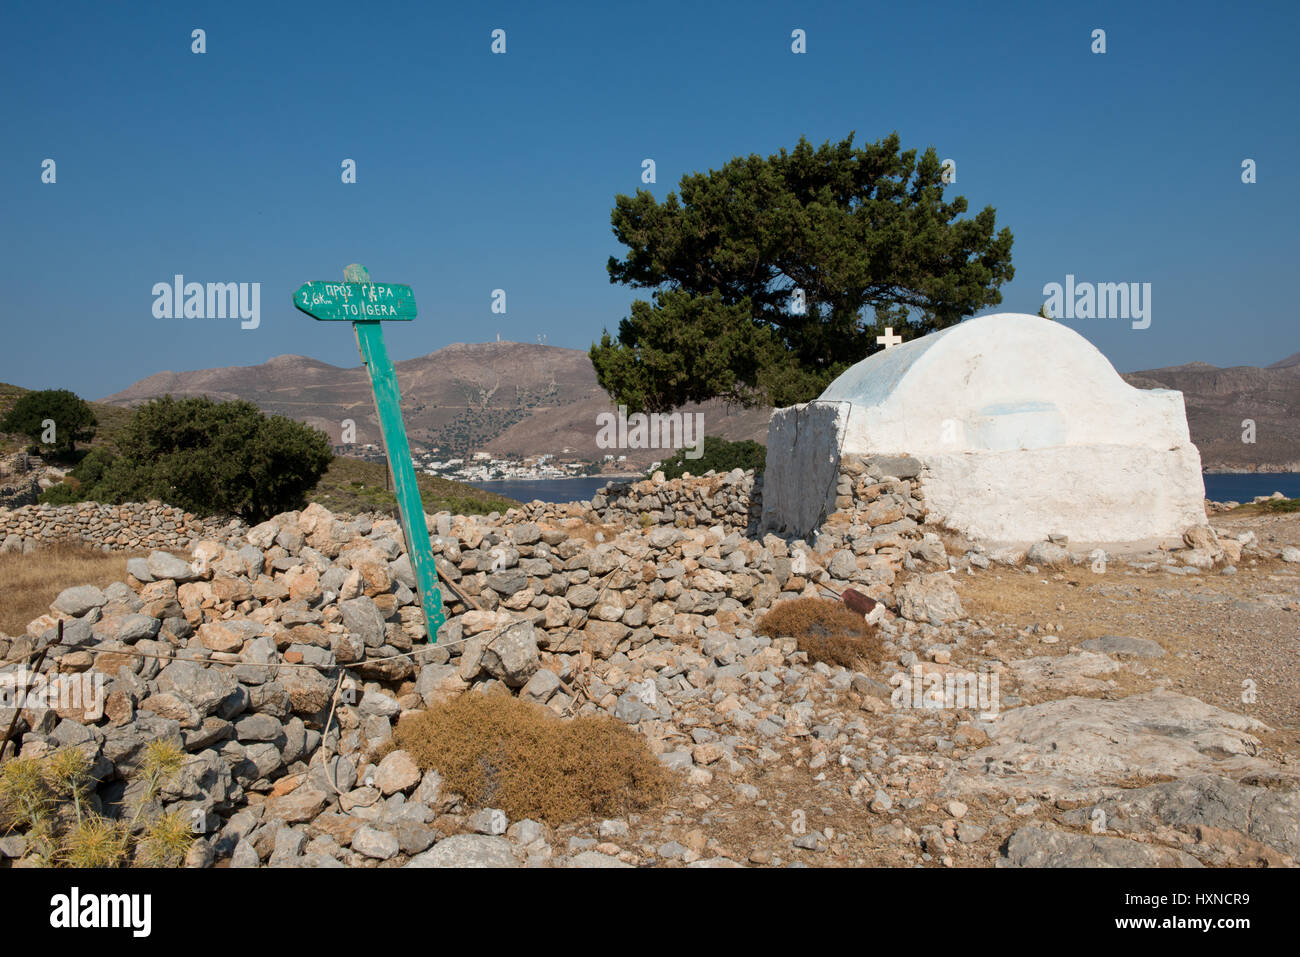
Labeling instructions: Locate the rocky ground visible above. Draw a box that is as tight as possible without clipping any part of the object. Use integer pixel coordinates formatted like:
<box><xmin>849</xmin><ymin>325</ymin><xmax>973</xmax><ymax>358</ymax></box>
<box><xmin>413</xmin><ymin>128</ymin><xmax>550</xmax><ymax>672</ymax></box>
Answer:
<box><xmin>1</xmin><ymin>466</ymin><xmax>1297</xmax><ymax>868</ymax></box>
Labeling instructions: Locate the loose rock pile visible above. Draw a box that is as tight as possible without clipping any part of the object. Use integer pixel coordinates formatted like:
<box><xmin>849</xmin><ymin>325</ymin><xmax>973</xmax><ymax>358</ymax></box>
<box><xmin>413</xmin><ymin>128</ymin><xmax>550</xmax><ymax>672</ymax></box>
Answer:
<box><xmin>1</xmin><ymin>469</ymin><xmax>1296</xmax><ymax>868</ymax></box>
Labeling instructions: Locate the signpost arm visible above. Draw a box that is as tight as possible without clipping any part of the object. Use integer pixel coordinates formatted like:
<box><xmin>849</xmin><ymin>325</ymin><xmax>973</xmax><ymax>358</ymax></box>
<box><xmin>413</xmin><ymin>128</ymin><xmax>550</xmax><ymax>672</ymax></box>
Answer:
<box><xmin>352</xmin><ymin>320</ymin><xmax>446</xmax><ymax>640</ymax></box>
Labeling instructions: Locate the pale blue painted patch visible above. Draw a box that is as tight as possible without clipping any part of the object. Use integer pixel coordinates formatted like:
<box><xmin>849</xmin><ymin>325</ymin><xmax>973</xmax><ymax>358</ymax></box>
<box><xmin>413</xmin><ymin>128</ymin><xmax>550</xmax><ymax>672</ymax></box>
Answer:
<box><xmin>979</xmin><ymin>401</ymin><xmax>1058</xmax><ymax>416</ymax></box>
<box><xmin>819</xmin><ymin>323</ymin><xmax>965</xmax><ymax>404</ymax></box>
<box><xmin>969</xmin><ymin>402</ymin><xmax>1065</xmax><ymax>451</ymax></box>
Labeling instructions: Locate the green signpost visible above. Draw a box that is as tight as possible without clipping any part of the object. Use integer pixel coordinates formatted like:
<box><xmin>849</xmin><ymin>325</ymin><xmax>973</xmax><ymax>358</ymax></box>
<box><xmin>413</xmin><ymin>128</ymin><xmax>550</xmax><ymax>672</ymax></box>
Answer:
<box><xmin>293</xmin><ymin>280</ymin><xmax>418</xmax><ymax>322</ymax></box>
<box><xmin>293</xmin><ymin>264</ymin><xmax>445</xmax><ymax>640</ymax></box>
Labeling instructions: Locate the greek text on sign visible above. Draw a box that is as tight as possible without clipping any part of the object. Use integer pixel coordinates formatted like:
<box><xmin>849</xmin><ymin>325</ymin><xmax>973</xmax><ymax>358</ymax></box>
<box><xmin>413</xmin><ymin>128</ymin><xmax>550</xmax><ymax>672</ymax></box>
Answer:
<box><xmin>293</xmin><ymin>281</ymin><xmax>417</xmax><ymax>321</ymax></box>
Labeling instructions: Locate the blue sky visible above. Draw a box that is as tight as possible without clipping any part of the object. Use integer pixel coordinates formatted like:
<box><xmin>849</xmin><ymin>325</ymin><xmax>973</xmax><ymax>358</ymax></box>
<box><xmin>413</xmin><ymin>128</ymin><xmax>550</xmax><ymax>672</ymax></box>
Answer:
<box><xmin>2</xmin><ymin>0</ymin><xmax>1296</xmax><ymax>399</ymax></box>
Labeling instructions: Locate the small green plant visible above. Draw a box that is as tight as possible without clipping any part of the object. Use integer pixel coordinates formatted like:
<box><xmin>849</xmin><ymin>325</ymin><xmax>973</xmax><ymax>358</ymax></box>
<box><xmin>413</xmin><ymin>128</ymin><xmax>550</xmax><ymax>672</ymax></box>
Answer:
<box><xmin>0</xmin><ymin>741</ymin><xmax>192</xmax><ymax>868</ymax></box>
<box><xmin>43</xmin><ymin>748</ymin><xmax>94</xmax><ymax>824</ymax></box>
<box><xmin>655</xmin><ymin>436</ymin><xmax>766</xmax><ymax>480</ymax></box>
<box><xmin>1253</xmin><ymin>497</ymin><xmax>1300</xmax><ymax>513</ymax></box>
<box><xmin>61</xmin><ymin>817</ymin><xmax>130</xmax><ymax>867</ymax></box>
<box><xmin>0</xmin><ymin>755</ymin><xmax>55</xmax><ymax>834</ymax></box>
<box><xmin>136</xmin><ymin>740</ymin><xmax>185</xmax><ymax>804</ymax></box>
<box><xmin>135</xmin><ymin>809</ymin><xmax>195</xmax><ymax>867</ymax></box>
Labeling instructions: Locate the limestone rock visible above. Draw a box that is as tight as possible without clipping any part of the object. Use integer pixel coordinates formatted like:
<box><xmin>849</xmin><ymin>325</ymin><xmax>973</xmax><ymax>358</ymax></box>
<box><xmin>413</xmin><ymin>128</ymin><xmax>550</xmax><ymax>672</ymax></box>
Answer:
<box><xmin>1074</xmin><ymin>774</ymin><xmax>1300</xmax><ymax>862</ymax></box>
<box><xmin>1078</xmin><ymin>635</ymin><xmax>1164</xmax><ymax>659</ymax></box>
<box><xmin>1000</xmin><ymin>826</ymin><xmax>1203</xmax><ymax>868</ymax></box>
<box><xmin>942</xmin><ymin>691</ymin><xmax>1275</xmax><ymax>803</ymax></box>
<box><xmin>51</xmin><ymin>585</ymin><xmax>107</xmax><ymax>617</ymax></box>
<box><xmin>351</xmin><ymin>826</ymin><xmax>400</xmax><ymax>860</ymax></box>
<box><xmin>1009</xmin><ymin>651</ymin><xmax>1119</xmax><ymax>694</ymax></box>
<box><xmin>374</xmin><ymin>750</ymin><xmax>420</xmax><ymax>796</ymax></box>
<box><xmin>147</xmin><ymin>550</ymin><xmax>199</xmax><ymax>582</ymax></box>
<box><xmin>480</xmin><ymin>621</ymin><xmax>540</xmax><ymax>688</ymax></box>
<box><xmin>405</xmin><ymin>834</ymin><xmax>519</xmax><ymax>868</ymax></box>
<box><xmin>895</xmin><ymin>573</ymin><xmax>964</xmax><ymax>625</ymax></box>
<box><xmin>1026</xmin><ymin>542</ymin><xmax>1069</xmax><ymax>568</ymax></box>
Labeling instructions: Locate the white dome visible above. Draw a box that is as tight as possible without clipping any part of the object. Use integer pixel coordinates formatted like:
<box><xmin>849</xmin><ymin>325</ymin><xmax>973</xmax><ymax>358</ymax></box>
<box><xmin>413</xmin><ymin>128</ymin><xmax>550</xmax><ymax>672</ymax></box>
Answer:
<box><xmin>762</xmin><ymin>313</ymin><xmax>1207</xmax><ymax>544</ymax></box>
<box><xmin>820</xmin><ymin>313</ymin><xmax>1189</xmax><ymax>455</ymax></box>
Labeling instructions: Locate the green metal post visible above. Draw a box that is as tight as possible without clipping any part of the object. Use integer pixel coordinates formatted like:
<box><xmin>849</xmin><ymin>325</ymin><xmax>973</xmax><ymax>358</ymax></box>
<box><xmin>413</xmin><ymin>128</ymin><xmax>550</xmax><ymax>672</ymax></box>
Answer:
<box><xmin>352</xmin><ymin>320</ymin><xmax>446</xmax><ymax>639</ymax></box>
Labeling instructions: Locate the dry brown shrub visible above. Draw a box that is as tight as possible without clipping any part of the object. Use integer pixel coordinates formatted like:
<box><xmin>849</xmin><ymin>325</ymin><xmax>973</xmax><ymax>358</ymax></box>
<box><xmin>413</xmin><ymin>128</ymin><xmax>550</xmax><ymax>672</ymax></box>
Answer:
<box><xmin>757</xmin><ymin>597</ymin><xmax>882</xmax><ymax>669</ymax></box>
<box><xmin>391</xmin><ymin>693</ymin><xmax>673</xmax><ymax>825</ymax></box>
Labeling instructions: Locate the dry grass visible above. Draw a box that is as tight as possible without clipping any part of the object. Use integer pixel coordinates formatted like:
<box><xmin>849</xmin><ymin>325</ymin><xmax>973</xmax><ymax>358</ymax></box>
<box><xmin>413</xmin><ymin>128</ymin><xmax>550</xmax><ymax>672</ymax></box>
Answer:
<box><xmin>308</xmin><ymin>456</ymin><xmax>518</xmax><ymax>518</ymax></box>
<box><xmin>757</xmin><ymin>597</ymin><xmax>882</xmax><ymax>669</ymax></box>
<box><xmin>0</xmin><ymin>544</ymin><xmax>157</xmax><ymax>637</ymax></box>
<box><xmin>391</xmin><ymin>693</ymin><xmax>673</xmax><ymax>825</ymax></box>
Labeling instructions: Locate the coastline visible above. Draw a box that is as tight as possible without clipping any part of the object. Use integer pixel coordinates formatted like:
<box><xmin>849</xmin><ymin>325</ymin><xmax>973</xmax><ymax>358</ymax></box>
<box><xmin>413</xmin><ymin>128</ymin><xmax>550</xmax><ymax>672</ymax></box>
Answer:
<box><xmin>1203</xmin><ymin>465</ymin><xmax>1300</xmax><ymax>474</ymax></box>
<box><xmin>466</xmin><ymin>473</ymin><xmax>644</xmax><ymax>483</ymax></box>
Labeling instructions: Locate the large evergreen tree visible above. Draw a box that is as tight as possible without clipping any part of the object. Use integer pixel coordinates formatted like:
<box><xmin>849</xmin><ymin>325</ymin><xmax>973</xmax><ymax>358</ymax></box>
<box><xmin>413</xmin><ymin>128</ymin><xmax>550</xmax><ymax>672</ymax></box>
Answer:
<box><xmin>591</xmin><ymin>132</ymin><xmax>1015</xmax><ymax>411</ymax></box>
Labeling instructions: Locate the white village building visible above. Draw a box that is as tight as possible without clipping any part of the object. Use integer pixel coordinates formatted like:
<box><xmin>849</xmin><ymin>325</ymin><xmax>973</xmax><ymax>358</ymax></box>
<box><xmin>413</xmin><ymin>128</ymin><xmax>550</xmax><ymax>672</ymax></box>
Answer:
<box><xmin>761</xmin><ymin>313</ymin><xmax>1206</xmax><ymax>544</ymax></box>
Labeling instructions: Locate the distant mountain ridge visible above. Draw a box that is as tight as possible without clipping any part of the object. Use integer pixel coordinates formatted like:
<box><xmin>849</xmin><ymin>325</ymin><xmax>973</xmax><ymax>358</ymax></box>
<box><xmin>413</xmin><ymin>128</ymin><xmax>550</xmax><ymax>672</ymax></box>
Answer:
<box><xmin>1267</xmin><ymin>351</ymin><xmax>1300</xmax><ymax>370</ymax></box>
<box><xmin>100</xmin><ymin>342</ymin><xmax>770</xmax><ymax>466</ymax></box>
<box><xmin>99</xmin><ymin>344</ymin><xmax>1300</xmax><ymax>472</ymax></box>
<box><xmin>1121</xmin><ymin>355</ymin><xmax>1300</xmax><ymax>472</ymax></box>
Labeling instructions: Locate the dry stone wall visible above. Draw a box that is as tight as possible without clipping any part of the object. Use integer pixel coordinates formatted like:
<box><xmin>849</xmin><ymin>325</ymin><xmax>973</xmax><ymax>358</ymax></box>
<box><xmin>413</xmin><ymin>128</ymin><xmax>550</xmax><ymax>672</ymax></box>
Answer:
<box><xmin>0</xmin><ymin>476</ymin><xmax>40</xmax><ymax>510</ymax></box>
<box><xmin>522</xmin><ymin>468</ymin><xmax>762</xmax><ymax>533</ymax></box>
<box><xmin>0</xmin><ymin>453</ymin><xmax>43</xmax><ymax>509</ymax></box>
<box><xmin>0</xmin><ymin>501</ymin><xmax>243</xmax><ymax>554</ymax></box>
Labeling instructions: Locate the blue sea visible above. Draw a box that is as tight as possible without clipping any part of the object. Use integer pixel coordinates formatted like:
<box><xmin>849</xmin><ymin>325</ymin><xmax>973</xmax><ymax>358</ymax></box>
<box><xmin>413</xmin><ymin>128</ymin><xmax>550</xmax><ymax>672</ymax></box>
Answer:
<box><xmin>470</xmin><ymin>472</ymin><xmax>1300</xmax><ymax>506</ymax></box>
<box><xmin>465</xmin><ymin>476</ymin><xmax>630</xmax><ymax>504</ymax></box>
<box><xmin>1202</xmin><ymin>472</ymin><xmax>1300</xmax><ymax>502</ymax></box>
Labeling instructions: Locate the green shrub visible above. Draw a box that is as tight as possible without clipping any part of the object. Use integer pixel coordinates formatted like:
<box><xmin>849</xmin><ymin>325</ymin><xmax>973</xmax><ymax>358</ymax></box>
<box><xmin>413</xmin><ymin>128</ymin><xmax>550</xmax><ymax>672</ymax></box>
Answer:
<box><xmin>37</xmin><ymin>448</ymin><xmax>121</xmax><ymax>505</ymax></box>
<box><xmin>37</xmin><ymin>482</ymin><xmax>85</xmax><ymax>505</ymax></box>
<box><xmin>92</xmin><ymin>396</ymin><xmax>332</xmax><ymax>522</ymax></box>
<box><xmin>71</xmin><ymin>446</ymin><xmax>116</xmax><ymax>486</ymax></box>
<box><xmin>655</xmin><ymin>436</ymin><xmax>766</xmax><ymax>480</ymax></box>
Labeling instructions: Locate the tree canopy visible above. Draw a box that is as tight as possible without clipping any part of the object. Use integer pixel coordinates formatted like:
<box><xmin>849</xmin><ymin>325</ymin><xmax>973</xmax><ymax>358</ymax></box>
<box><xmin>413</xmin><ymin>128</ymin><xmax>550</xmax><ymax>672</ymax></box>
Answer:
<box><xmin>87</xmin><ymin>396</ymin><xmax>333</xmax><ymax>522</ymax></box>
<box><xmin>591</xmin><ymin>132</ymin><xmax>1015</xmax><ymax>411</ymax></box>
<box><xmin>0</xmin><ymin>389</ymin><xmax>97</xmax><ymax>456</ymax></box>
